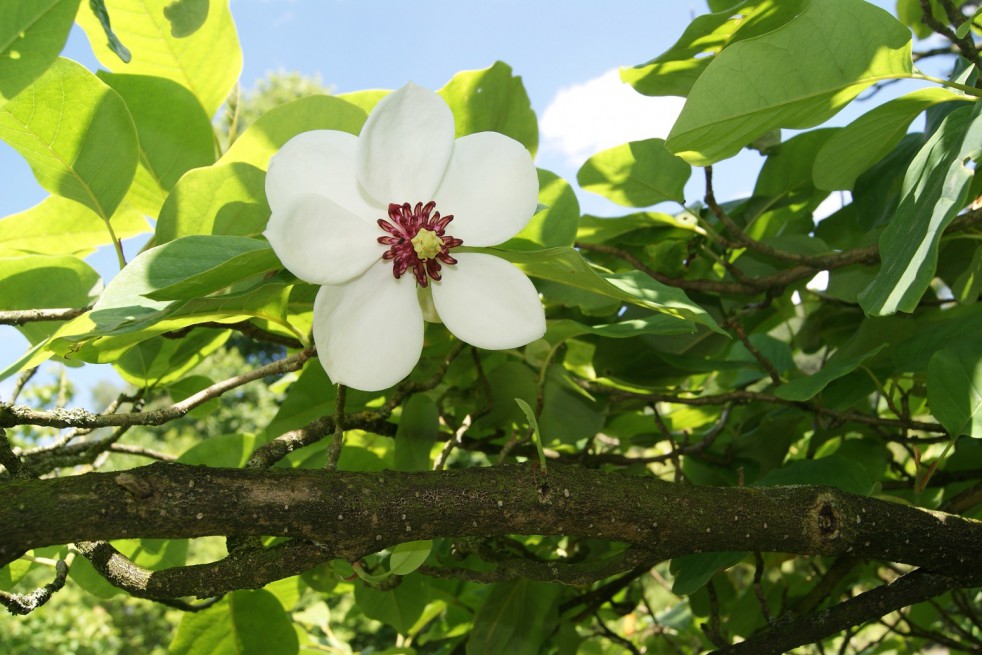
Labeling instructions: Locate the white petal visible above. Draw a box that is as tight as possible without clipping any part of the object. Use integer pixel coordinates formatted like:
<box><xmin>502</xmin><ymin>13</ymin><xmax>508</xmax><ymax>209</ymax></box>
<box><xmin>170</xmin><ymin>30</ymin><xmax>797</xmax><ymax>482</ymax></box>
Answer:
<box><xmin>266</xmin><ymin>130</ymin><xmax>383</xmax><ymax>222</ymax></box>
<box><xmin>265</xmin><ymin>193</ymin><xmax>384</xmax><ymax>285</ymax></box>
<box><xmin>431</xmin><ymin>253</ymin><xmax>545</xmax><ymax>349</ymax></box>
<box><xmin>357</xmin><ymin>83</ymin><xmax>455</xmax><ymax>204</ymax></box>
<box><xmin>432</xmin><ymin>132</ymin><xmax>538</xmax><ymax>247</ymax></box>
<box><xmin>312</xmin><ymin>262</ymin><xmax>424</xmax><ymax>392</ymax></box>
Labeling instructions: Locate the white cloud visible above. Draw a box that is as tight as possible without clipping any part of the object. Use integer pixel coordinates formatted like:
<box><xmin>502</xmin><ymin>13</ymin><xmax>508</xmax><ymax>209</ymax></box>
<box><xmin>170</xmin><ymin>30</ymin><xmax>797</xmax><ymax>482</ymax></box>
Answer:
<box><xmin>540</xmin><ymin>69</ymin><xmax>685</xmax><ymax>169</ymax></box>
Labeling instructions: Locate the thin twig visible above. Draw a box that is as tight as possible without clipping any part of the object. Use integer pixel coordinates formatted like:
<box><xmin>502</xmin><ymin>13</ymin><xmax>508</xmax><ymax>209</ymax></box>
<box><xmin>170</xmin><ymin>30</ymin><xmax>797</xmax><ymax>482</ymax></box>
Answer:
<box><xmin>0</xmin><ymin>307</ymin><xmax>90</xmax><ymax>325</ymax></box>
<box><xmin>326</xmin><ymin>384</ymin><xmax>347</xmax><ymax>471</ymax></box>
<box><xmin>0</xmin><ymin>559</ymin><xmax>69</xmax><ymax>615</ymax></box>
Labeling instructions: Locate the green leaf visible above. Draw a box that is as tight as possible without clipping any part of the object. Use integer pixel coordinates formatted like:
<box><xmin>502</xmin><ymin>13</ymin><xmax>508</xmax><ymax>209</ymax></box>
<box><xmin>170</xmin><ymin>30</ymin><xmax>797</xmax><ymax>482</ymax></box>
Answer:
<box><xmin>170</xmin><ymin>590</ymin><xmax>298</xmax><ymax>655</ymax></box>
<box><xmin>670</xmin><ymin>551</ymin><xmax>745</xmax><ymax>596</ymax></box>
<box><xmin>546</xmin><ymin>316</ymin><xmax>698</xmax><ymax>344</ymax></box>
<box><xmin>858</xmin><ymin>102</ymin><xmax>982</xmax><ymax>316</ymax></box>
<box><xmin>756</xmin><ymin>455</ymin><xmax>875</xmax><ymax>495</ymax></box>
<box><xmin>354</xmin><ymin>574</ymin><xmax>430</xmax><ymax>635</ymax></box>
<box><xmin>69</xmin><ymin>553</ymin><xmax>123</xmax><ymax>598</ymax></box>
<box><xmin>221</xmin><ymin>95</ymin><xmax>367</xmax><ymax>170</ymax></box>
<box><xmin>155</xmin><ymin>163</ymin><xmax>270</xmax><ymax>245</ymax></box>
<box><xmin>483</xmin><ymin>247</ymin><xmax>721</xmax><ymax>332</ymax></box>
<box><xmin>113</xmin><ymin>328</ymin><xmax>230</xmax><ymax>389</ymax></box>
<box><xmin>438</xmin><ymin>61</ymin><xmax>538</xmax><ymax>156</ymax></box>
<box><xmin>0</xmin><ymin>254</ymin><xmax>100</xmax><ymax>346</ymax></box>
<box><xmin>774</xmin><ymin>344</ymin><xmax>888</xmax><ymax>401</ymax></box>
<box><xmin>99</xmin><ymin>73</ymin><xmax>216</xmax><ymax>191</ymax></box>
<box><xmin>0</xmin><ymin>0</ymin><xmax>81</xmax><ymax>104</ymax></box>
<box><xmin>394</xmin><ymin>395</ymin><xmax>438</xmax><ymax>472</ymax></box>
<box><xmin>466</xmin><ymin>580</ymin><xmax>561</xmax><ymax>655</ymax></box>
<box><xmin>178</xmin><ymin>433</ymin><xmax>257</xmax><ymax>468</ymax></box>
<box><xmin>814</xmin><ymin>88</ymin><xmax>971</xmax><ymax>191</ymax></box>
<box><xmin>144</xmin><ymin>238</ymin><xmax>280</xmax><ymax>301</ymax></box>
<box><xmin>514</xmin><ymin>397</ymin><xmax>547</xmax><ymax>470</ymax></box>
<box><xmin>576</xmin><ymin>211</ymin><xmax>699</xmax><ymax>245</ymax></box>
<box><xmin>665</xmin><ymin>0</ymin><xmax>913</xmax><ymax>165</ymax></box>
<box><xmin>114</xmin><ymin>538</ymin><xmax>188</xmax><ymax>571</ymax></box>
<box><xmin>0</xmin><ymin>58</ymin><xmax>139</xmax><ymax>219</ymax></box>
<box><xmin>577</xmin><ymin>138</ymin><xmax>690</xmax><ymax>207</ymax></box>
<box><xmin>620</xmin><ymin>0</ymin><xmax>806</xmax><ymax>97</ymax></box>
<box><xmin>87</xmin><ymin>0</ymin><xmax>131</xmax><ymax>62</ymax></box>
<box><xmin>502</xmin><ymin>169</ymin><xmax>579</xmax><ymax>250</ymax></box>
<box><xmin>76</xmin><ymin>0</ymin><xmax>241</xmax><ymax>118</ymax></box>
<box><xmin>0</xmin><ymin>195</ymin><xmax>149</xmax><ymax>258</ymax></box>
<box><xmin>389</xmin><ymin>540</ymin><xmax>433</xmax><ymax>576</ymax></box>
<box><xmin>928</xmin><ymin>340</ymin><xmax>982</xmax><ymax>438</ymax></box>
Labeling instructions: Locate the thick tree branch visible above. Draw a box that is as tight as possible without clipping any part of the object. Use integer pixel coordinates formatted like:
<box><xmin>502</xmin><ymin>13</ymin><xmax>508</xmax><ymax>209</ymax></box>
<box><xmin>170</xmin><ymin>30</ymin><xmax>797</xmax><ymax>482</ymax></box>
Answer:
<box><xmin>2</xmin><ymin>463</ymin><xmax>981</xmax><ymax>599</ymax></box>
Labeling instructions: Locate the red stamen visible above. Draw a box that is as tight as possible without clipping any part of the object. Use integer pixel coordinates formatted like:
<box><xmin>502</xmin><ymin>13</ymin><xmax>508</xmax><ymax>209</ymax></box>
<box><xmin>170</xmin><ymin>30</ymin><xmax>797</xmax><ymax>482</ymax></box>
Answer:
<box><xmin>377</xmin><ymin>201</ymin><xmax>463</xmax><ymax>287</ymax></box>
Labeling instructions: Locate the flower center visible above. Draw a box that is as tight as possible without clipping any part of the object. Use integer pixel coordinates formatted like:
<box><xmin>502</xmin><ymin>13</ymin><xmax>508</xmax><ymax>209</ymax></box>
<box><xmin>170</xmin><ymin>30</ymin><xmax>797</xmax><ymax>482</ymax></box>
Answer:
<box><xmin>377</xmin><ymin>201</ymin><xmax>463</xmax><ymax>287</ymax></box>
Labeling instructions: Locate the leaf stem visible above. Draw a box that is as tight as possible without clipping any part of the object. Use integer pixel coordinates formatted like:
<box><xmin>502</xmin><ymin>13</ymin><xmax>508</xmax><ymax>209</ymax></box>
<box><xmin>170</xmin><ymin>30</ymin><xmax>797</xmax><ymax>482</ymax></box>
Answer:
<box><xmin>911</xmin><ymin>73</ymin><xmax>982</xmax><ymax>97</ymax></box>
<box><xmin>102</xmin><ymin>219</ymin><xmax>127</xmax><ymax>269</ymax></box>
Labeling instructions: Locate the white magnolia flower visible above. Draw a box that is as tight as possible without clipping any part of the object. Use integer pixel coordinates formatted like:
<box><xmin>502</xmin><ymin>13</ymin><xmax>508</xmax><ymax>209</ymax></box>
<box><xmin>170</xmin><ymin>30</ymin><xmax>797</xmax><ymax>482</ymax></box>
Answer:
<box><xmin>264</xmin><ymin>83</ymin><xmax>546</xmax><ymax>391</ymax></box>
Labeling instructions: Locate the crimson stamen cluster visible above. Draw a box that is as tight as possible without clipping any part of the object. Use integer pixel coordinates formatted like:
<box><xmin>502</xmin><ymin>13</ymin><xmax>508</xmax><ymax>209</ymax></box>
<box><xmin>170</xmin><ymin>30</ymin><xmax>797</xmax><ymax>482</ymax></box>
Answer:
<box><xmin>378</xmin><ymin>201</ymin><xmax>463</xmax><ymax>287</ymax></box>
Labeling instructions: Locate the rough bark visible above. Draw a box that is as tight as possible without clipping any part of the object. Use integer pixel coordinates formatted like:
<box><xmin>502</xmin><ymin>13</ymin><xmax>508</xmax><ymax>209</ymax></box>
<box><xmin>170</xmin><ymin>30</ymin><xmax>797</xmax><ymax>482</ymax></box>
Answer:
<box><xmin>2</xmin><ymin>462</ymin><xmax>981</xmax><ymax>600</ymax></box>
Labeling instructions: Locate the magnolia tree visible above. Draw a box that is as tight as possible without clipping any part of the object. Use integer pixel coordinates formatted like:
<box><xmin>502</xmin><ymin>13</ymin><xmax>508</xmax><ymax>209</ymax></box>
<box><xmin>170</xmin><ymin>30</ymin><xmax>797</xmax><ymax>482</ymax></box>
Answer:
<box><xmin>1</xmin><ymin>0</ymin><xmax>981</xmax><ymax>653</ymax></box>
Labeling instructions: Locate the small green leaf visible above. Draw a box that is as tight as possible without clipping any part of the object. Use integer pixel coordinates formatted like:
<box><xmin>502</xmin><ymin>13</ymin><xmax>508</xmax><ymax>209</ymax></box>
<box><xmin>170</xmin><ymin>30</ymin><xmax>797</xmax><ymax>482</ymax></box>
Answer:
<box><xmin>814</xmin><ymin>87</ymin><xmax>970</xmax><ymax>191</ymax></box>
<box><xmin>438</xmin><ymin>61</ymin><xmax>538</xmax><ymax>156</ymax></box>
<box><xmin>0</xmin><ymin>0</ymin><xmax>81</xmax><ymax>104</ymax></box>
<box><xmin>0</xmin><ymin>58</ymin><xmax>139</xmax><ymax>220</ymax></box>
<box><xmin>389</xmin><ymin>540</ymin><xmax>433</xmax><ymax>576</ymax></box>
<box><xmin>928</xmin><ymin>340</ymin><xmax>982</xmax><ymax>438</ymax></box>
<box><xmin>859</xmin><ymin>102</ymin><xmax>982</xmax><ymax>316</ymax></box>
<box><xmin>670</xmin><ymin>551</ymin><xmax>745</xmax><ymax>596</ymax></box>
<box><xmin>666</xmin><ymin>0</ymin><xmax>913</xmax><ymax>165</ymax></box>
<box><xmin>577</xmin><ymin>138</ymin><xmax>690</xmax><ymax>207</ymax></box>
<box><xmin>76</xmin><ymin>0</ymin><xmax>241</xmax><ymax>117</ymax></box>
<box><xmin>774</xmin><ymin>344</ymin><xmax>888</xmax><ymax>401</ymax></box>
<box><xmin>169</xmin><ymin>590</ymin><xmax>298</xmax><ymax>655</ymax></box>
<box><xmin>87</xmin><ymin>0</ymin><xmax>131</xmax><ymax>62</ymax></box>
<box><xmin>514</xmin><ymin>397</ymin><xmax>547</xmax><ymax>471</ymax></box>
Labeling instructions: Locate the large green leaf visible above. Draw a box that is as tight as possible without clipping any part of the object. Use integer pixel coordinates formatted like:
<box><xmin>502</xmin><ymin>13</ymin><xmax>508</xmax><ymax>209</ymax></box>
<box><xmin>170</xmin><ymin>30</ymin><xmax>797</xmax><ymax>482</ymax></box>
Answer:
<box><xmin>621</xmin><ymin>0</ymin><xmax>806</xmax><ymax>97</ymax></box>
<box><xmin>438</xmin><ymin>60</ymin><xmax>538</xmax><ymax>156</ymax></box>
<box><xmin>170</xmin><ymin>590</ymin><xmax>298</xmax><ymax>655</ymax></box>
<box><xmin>813</xmin><ymin>88</ymin><xmax>971</xmax><ymax>191</ymax></box>
<box><xmin>76</xmin><ymin>0</ymin><xmax>241</xmax><ymax>118</ymax></box>
<box><xmin>0</xmin><ymin>195</ymin><xmax>149</xmax><ymax>257</ymax></box>
<box><xmin>483</xmin><ymin>247</ymin><xmax>721</xmax><ymax>332</ymax></box>
<box><xmin>576</xmin><ymin>211</ymin><xmax>699</xmax><ymax>245</ymax></box>
<box><xmin>670</xmin><ymin>552</ymin><xmax>745</xmax><ymax>596</ymax></box>
<box><xmin>466</xmin><ymin>580</ymin><xmax>562</xmax><ymax>655</ymax></box>
<box><xmin>756</xmin><ymin>455</ymin><xmax>875</xmax><ymax>495</ymax></box>
<box><xmin>502</xmin><ymin>169</ymin><xmax>579</xmax><ymax>250</ymax></box>
<box><xmin>665</xmin><ymin>0</ymin><xmax>913</xmax><ymax>165</ymax></box>
<box><xmin>155</xmin><ymin>163</ymin><xmax>269</xmax><ymax>244</ymax></box>
<box><xmin>144</xmin><ymin>239</ymin><xmax>280</xmax><ymax>301</ymax></box>
<box><xmin>859</xmin><ymin>102</ymin><xmax>982</xmax><ymax>316</ymax></box>
<box><xmin>99</xmin><ymin>73</ymin><xmax>216</xmax><ymax>191</ymax></box>
<box><xmin>221</xmin><ymin>95</ymin><xmax>367</xmax><ymax>170</ymax></box>
<box><xmin>577</xmin><ymin>138</ymin><xmax>690</xmax><ymax>207</ymax></box>
<box><xmin>928</xmin><ymin>340</ymin><xmax>982</xmax><ymax>438</ymax></box>
<box><xmin>0</xmin><ymin>58</ymin><xmax>139</xmax><ymax>219</ymax></box>
<box><xmin>0</xmin><ymin>0</ymin><xmax>80</xmax><ymax>104</ymax></box>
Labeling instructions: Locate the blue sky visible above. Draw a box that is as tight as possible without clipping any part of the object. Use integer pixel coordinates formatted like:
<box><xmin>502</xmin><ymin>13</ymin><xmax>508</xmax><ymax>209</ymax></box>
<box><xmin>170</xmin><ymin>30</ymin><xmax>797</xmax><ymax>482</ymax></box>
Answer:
<box><xmin>0</xmin><ymin>0</ymin><xmax>930</xmax><ymax>401</ymax></box>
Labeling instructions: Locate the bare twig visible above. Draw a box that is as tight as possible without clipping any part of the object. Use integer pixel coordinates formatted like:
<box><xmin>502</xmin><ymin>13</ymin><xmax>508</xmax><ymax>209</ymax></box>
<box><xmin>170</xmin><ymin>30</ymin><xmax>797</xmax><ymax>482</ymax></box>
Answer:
<box><xmin>0</xmin><ymin>559</ymin><xmax>69</xmax><ymax>615</ymax></box>
<box><xmin>0</xmin><ymin>307</ymin><xmax>90</xmax><ymax>325</ymax></box>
